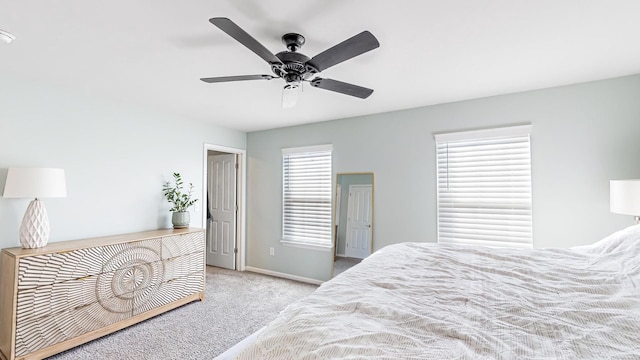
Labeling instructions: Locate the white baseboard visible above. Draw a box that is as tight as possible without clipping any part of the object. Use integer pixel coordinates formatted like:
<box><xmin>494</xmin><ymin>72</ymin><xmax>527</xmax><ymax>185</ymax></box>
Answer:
<box><xmin>244</xmin><ymin>266</ymin><xmax>324</xmax><ymax>285</ymax></box>
<box><xmin>335</xmin><ymin>253</ymin><xmax>346</xmax><ymax>257</ymax></box>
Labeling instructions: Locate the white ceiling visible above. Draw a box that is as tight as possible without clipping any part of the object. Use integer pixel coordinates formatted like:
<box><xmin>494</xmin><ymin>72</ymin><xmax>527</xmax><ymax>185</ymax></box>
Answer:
<box><xmin>2</xmin><ymin>1</ymin><xmax>640</xmax><ymax>132</ymax></box>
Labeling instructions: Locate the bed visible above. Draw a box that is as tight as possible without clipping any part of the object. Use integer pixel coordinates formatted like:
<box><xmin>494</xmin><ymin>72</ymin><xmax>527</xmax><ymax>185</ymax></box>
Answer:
<box><xmin>224</xmin><ymin>225</ymin><xmax>640</xmax><ymax>359</ymax></box>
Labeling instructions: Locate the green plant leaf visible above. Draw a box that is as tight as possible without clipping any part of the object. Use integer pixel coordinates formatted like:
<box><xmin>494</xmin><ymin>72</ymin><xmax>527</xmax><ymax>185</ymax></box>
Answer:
<box><xmin>162</xmin><ymin>172</ymin><xmax>199</xmax><ymax>213</ymax></box>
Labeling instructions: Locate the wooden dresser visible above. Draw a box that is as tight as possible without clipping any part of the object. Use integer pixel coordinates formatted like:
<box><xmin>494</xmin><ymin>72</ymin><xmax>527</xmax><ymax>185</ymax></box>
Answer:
<box><xmin>0</xmin><ymin>228</ymin><xmax>205</xmax><ymax>360</ymax></box>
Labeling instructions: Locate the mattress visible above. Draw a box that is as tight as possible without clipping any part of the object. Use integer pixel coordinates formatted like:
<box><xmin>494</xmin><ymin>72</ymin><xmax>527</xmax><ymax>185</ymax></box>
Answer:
<box><xmin>235</xmin><ymin>225</ymin><xmax>640</xmax><ymax>359</ymax></box>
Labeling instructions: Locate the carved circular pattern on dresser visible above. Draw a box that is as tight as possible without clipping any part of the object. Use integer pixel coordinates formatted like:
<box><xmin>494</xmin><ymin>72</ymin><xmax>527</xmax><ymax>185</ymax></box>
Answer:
<box><xmin>96</xmin><ymin>246</ymin><xmax>164</xmax><ymax>313</ymax></box>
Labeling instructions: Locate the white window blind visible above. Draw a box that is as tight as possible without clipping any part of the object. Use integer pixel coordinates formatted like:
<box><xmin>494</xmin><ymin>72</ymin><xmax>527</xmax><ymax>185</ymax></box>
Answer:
<box><xmin>282</xmin><ymin>145</ymin><xmax>333</xmax><ymax>249</ymax></box>
<box><xmin>435</xmin><ymin>125</ymin><xmax>533</xmax><ymax>248</ymax></box>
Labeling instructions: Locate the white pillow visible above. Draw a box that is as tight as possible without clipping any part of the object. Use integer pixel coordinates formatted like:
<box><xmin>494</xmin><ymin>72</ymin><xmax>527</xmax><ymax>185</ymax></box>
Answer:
<box><xmin>572</xmin><ymin>224</ymin><xmax>640</xmax><ymax>255</ymax></box>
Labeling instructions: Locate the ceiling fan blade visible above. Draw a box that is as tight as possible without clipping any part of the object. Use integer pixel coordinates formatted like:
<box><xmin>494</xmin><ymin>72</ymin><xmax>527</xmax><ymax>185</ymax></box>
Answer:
<box><xmin>209</xmin><ymin>17</ymin><xmax>283</xmax><ymax>65</ymax></box>
<box><xmin>200</xmin><ymin>75</ymin><xmax>275</xmax><ymax>83</ymax></box>
<box><xmin>306</xmin><ymin>31</ymin><xmax>379</xmax><ymax>73</ymax></box>
<box><xmin>310</xmin><ymin>78</ymin><xmax>373</xmax><ymax>99</ymax></box>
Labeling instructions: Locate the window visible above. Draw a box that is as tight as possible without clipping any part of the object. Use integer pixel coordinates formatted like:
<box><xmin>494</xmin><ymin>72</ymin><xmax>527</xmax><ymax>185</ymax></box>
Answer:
<box><xmin>435</xmin><ymin>125</ymin><xmax>533</xmax><ymax>248</ymax></box>
<box><xmin>282</xmin><ymin>144</ymin><xmax>333</xmax><ymax>250</ymax></box>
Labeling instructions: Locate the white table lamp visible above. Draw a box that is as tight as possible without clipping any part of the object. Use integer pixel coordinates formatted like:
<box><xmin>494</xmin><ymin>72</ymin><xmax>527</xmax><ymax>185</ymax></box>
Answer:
<box><xmin>3</xmin><ymin>168</ymin><xmax>67</xmax><ymax>248</ymax></box>
<box><xmin>610</xmin><ymin>179</ymin><xmax>640</xmax><ymax>224</ymax></box>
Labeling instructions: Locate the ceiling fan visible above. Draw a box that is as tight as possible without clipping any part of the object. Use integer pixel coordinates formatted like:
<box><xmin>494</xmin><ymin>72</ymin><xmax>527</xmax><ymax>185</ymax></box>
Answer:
<box><xmin>200</xmin><ymin>17</ymin><xmax>380</xmax><ymax>108</ymax></box>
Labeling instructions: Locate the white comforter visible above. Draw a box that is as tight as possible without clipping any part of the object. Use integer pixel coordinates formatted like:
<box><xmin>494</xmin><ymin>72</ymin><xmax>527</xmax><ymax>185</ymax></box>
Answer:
<box><xmin>237</xmin><ymin>226</ymin><xmax>640</xmax><ymax>359</ymax></box>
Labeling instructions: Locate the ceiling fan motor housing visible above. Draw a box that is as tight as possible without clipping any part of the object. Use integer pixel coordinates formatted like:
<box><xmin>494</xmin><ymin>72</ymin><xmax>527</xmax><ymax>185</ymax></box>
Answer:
<box><xmin>273</xmin><ymin>50</ymin><xmax>315</xmax><ymax>81</ymax></box>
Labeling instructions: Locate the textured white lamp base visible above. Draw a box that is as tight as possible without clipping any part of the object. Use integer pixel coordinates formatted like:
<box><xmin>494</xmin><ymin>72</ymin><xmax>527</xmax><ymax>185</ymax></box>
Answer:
<box><xmin>19</xmin><ymin>199</ymin><xmax>51</xmax><ymax>248</ymax></box>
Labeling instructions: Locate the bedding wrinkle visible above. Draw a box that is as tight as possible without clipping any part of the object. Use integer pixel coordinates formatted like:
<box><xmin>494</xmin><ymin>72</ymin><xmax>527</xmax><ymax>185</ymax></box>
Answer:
<box><xmin>236</xmin><ymin>227</ymin><xmax>640</xmax><ymax>359</ymax></box>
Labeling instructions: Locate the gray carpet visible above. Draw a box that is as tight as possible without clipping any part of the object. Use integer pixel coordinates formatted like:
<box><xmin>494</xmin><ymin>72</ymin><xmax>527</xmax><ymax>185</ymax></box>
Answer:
<box><xmin>333</xmin><ymin>257</ymin><xmax>362</xmax><ymax>277</ymax></box>
<box><xmin>47</xmin><ymin>266</ymin><xmax>318</xmax><ymax>359</ymax></box>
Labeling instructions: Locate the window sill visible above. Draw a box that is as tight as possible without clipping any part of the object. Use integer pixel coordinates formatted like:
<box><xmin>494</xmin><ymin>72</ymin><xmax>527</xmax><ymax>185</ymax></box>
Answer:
<box><xmin>280</xmin><ymin>239</ymin><xmax>333</xmax><ymax>252</ymax></box>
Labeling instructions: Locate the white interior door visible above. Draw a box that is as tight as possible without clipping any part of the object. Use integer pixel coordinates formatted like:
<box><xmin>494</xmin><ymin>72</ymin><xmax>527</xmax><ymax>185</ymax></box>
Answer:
<box><xmin>345</xmin><ymin>184</ymin><xmax>372</xmax><ymax>259</ymax></box>
<box><xmin>207</xmin><ymin>153</ymin><xmax>237</xmax><ymax>269</ymax></box>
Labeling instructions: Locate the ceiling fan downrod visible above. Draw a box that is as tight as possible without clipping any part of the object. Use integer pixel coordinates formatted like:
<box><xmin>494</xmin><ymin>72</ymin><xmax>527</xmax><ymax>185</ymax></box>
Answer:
<box><xmin>281</xmin><ymin>33</ymin><xmax>305</xmax><ymax>52</ymax></box>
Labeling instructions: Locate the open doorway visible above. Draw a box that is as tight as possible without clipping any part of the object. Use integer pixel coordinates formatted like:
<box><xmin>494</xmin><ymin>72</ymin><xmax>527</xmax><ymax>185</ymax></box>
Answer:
<box><xmin>202</xmin><ymin>144</ymin><xmax>246</xmax><ymax>271</ymax></box>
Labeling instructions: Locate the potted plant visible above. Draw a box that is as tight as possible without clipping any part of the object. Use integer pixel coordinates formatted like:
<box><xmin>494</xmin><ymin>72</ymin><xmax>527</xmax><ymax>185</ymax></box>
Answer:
<box><xmin>162</xmin><ymin>172</ymin><xmax>199</xmax><ymax>229</ymax></box>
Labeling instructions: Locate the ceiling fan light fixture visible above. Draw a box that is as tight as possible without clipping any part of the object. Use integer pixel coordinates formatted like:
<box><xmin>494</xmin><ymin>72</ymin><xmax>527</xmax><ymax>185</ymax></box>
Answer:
<box><xmin>0</xmin><ymin>29</ymin><xmax>16</xmax><ymax>43</ymax></box>
<box><xmin>282</xmin><ymin>81</ymin><xmax>302</xmax><ymax>109</ymax></box>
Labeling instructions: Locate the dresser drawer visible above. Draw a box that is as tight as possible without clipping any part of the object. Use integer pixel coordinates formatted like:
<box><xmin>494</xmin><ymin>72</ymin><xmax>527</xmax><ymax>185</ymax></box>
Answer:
<box><xmin>161</xmin><ymin>232</ymin><xmax>205</xmax><ymax>259</ymax></box>
<box><xmin>17</xmin><ymin>275</ymin><xmax>99</xmax><ymax>322</ymax></box>
<box><xmin>163</xmin><ymin>252</ymin><xmax>205</xmax><ymax>281</ymax></box>
<box><xmin>15</xmin><ymin>301</ymin><xmax>132</xmax><ymax>357</ymax></box>
<box><xmin>102</xmin><ymin>238</ymin><xmax>163</xmax><ymax>272</ymax></box>
<box><xmin>97</xmin><ymin>261</ymin><xmax>165</xmax><ymax>299</ymax></box>
<box><xmin>17</xmin><ymin>247</ymin><xmax>103</xmax><ymax>290</ymax></box>
<box><xmin>133</xmin><ymin>271</ymin><xmax>204</xmax><ymax>315</ymax></box>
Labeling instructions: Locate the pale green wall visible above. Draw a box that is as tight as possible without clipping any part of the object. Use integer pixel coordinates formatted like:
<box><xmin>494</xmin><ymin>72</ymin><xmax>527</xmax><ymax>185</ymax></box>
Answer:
<box><xmin>246</xmin><ymin>74</ymin><xmax>640</xmax><ymax>282</ymax></box>
<box><xmin>0</xmin><ymin>74</ymin><xmax>246</xmax><ymax>253</ymax></box>
<box><xmin>3</xmin><ymin>72</ymin><xmax>640</xmax><ymax>284</ymax></box>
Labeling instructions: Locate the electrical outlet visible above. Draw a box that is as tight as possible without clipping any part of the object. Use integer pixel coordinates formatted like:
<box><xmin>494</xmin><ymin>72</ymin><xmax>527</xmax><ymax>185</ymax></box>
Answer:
<box><xmin>194</xmin><ymin>203</ymin><xmax>200</xmax><ymax>212</ymax></box>
<box><xmin>269</xmin><ymin>247</ymin><xmax>275</xmax><ymax>256</ymax></box>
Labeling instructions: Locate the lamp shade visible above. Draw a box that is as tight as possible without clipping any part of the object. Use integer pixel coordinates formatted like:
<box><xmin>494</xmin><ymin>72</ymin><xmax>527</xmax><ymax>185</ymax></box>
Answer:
<box><xmin>3</xmin><ymin>168</ymin><xmax>67</xmax><ymax>198</ymax></box>
<box><xmin>610</xmin><ymin>179</ymin><xmax>640</xmax><ymax>216</ymax></box>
